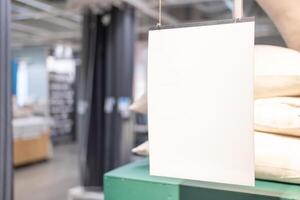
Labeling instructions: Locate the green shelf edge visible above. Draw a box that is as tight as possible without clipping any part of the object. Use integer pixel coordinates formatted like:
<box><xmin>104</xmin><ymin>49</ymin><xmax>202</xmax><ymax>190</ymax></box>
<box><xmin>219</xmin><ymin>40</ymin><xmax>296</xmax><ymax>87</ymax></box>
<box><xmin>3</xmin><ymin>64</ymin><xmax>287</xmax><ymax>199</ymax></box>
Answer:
<box><xmin>104</xmin><ymin>158</ymin><xmax>300</xmax><ymax>200</ymax></box>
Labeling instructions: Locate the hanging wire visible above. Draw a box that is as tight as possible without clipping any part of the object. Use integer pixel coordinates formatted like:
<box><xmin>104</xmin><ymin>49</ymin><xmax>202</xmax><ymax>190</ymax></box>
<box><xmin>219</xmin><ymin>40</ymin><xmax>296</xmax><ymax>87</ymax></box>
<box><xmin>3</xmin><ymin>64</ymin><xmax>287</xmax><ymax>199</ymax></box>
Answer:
<box><xmin>157</xmin><ymin>0</ymin><xmax>162</xmax><ymax>27</ymax></box>
<box><xmin>233</xmin><ymin>0</ymin><xmax>243</xmax><ymax>22</ymax></box>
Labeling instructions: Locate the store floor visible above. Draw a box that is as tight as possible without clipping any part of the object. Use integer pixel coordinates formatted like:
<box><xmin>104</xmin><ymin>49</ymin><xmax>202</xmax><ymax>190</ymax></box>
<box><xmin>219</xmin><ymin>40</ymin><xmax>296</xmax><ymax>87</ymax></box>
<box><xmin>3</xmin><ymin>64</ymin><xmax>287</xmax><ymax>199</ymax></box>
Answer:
<box><xmin>14</xmin><ymin>143</ymin><xmax>79</xmax><ymax>200</ymax></box>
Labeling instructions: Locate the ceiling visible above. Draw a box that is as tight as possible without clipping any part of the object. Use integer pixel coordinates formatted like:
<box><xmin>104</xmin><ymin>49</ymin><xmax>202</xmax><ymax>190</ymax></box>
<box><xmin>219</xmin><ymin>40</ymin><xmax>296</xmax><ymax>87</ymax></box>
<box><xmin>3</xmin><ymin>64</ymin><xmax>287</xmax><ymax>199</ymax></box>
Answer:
<box><xmin>11</xmin><ymin>0</ymin><xmax>82</xmax><ymax>48</ymax></box>
<box><xmin>11</xmin><ymin>0</ymin><xmax>285</xmax><ymax>49</ymax></box>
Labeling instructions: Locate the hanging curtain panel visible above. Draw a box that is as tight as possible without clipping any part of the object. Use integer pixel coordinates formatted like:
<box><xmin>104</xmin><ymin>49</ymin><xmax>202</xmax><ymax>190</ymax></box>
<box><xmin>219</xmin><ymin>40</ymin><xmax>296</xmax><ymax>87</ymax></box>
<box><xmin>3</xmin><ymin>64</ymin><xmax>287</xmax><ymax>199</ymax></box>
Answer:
<box><xmin>77</xmin><ymin>4</ymin><xmax>135</xmax><ymax>189</ymax></box>
<box><xmin>104</xmin><ymin>4</ymin><xmax>135</xmax><ymax>173</ymax></box>
<box><xmin>0</xmin><ymin>0</ymin><xmax>13</xmax><ymax>199</ymax></box>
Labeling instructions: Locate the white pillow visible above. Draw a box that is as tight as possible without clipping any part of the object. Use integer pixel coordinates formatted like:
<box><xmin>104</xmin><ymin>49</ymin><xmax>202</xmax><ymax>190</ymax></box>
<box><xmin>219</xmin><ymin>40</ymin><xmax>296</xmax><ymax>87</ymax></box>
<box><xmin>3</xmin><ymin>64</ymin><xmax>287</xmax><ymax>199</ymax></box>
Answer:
<box><xmin>254</xmin><ymin>45</ymin><xmax>300</xmax><ymax>99</ymax></box>
<box><xmin>255</xmin><ymin>131</ymin><xmax>300</xmax><ymax>184</ymax></box>
<box><xmin>130</xmin><ymin>45</ymin><xmax>300</xmax><ymax>112</ymax></box>
<box><xmin>132</xmin><ymin>132</ymin><xmax>300</xmax><ymax>184</ymax></box>
<box><xmin>130</xmin><ymin>93</ymin><xmax>147</xmax><ymax>114</ymax></box>
<box><xmin>132</xmin><ymin>141</ymin><xmax>149</xmax><ymax>156</ymax></box>
<box><xmin>255</xmin><ymin>97</ymin><xmax>300</xmax><ymax>137</ymax></box>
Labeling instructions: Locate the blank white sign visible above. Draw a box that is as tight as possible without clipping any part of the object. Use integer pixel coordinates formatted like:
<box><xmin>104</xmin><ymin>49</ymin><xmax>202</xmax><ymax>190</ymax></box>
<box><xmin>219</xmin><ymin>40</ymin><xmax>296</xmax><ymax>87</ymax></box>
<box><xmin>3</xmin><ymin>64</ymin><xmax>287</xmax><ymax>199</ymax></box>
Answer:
<box><xmin>148</xmin><ymin>20</ymin><xmax>255</xmax><ymax>186</ymax></box>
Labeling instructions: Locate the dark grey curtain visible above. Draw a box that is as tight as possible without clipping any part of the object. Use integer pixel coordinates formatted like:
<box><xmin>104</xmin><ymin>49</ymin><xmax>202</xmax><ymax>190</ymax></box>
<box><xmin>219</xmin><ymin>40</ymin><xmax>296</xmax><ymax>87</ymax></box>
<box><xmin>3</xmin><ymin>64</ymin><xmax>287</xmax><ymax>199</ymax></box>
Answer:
<box><xmin>0</xmin><ymin>0</ymin><xmax>13</xmax><ymax>199</ymax></box>
<box><xmin>78</xmin><ymin>4</ymin><xmax>135</xmax><ymax>189</ymax></box>
<box><xmin>104</xmin><ymin>4</ymin><xmax>135</xmax><ymax>171</ymax></box>
<box><xmin>78</xmin><ymin>10</ymin><xmax>107</xmax><ymax>189</ymax></box>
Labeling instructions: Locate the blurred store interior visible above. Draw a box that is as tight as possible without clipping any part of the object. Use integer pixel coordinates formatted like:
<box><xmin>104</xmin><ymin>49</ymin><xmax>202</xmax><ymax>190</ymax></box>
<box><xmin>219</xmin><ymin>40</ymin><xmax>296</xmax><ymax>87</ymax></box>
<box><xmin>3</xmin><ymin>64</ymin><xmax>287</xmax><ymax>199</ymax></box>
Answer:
<box><xmin>1</xmin><ymin>0</ymin><xmax>298</xmax><ymax>200</ymax></box>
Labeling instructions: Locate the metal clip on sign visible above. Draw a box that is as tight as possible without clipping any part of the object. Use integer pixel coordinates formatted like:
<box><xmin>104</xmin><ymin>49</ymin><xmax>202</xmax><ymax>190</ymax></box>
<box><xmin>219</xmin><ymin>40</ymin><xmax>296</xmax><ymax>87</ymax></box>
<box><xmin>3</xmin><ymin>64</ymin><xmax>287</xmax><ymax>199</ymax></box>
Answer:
<box><xmin>156</xmin><ymin>0</ymin><xmax>244</xmax><ymax>27</ymax></box>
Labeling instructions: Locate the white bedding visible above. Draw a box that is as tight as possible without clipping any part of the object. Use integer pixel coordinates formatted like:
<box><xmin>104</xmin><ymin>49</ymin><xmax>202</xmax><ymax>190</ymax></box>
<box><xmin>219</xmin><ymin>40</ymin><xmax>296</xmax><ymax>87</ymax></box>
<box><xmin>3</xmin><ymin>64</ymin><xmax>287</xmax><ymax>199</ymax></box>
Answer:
<box><xmin>133</xmin><ymin>132</ymin><xmax>300</xmax><ymax>185</ymax></box>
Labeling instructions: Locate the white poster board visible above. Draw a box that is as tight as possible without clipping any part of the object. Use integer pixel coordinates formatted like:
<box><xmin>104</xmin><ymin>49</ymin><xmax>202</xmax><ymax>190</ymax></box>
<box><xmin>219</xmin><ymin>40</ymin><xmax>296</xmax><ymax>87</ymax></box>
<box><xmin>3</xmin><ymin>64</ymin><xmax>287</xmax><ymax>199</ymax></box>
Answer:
<box><xmin>148</xmin><ymin>19</ymin><xmax>255</xmax><ymax>186</ymax></box>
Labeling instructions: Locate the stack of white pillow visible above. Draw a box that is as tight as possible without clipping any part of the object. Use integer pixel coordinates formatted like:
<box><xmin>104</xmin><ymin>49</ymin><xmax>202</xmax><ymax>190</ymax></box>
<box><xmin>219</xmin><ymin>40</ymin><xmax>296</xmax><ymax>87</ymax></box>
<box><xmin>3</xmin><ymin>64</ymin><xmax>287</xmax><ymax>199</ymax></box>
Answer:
<box><xmin>131</xmin><ymin>45</ymin><xmax>300</xmax><ymax>184</ymax></box>
<box><xmin>254</xmin><ymin>45</ymin><xmax>300</xmax><ymax>184</ymax></box>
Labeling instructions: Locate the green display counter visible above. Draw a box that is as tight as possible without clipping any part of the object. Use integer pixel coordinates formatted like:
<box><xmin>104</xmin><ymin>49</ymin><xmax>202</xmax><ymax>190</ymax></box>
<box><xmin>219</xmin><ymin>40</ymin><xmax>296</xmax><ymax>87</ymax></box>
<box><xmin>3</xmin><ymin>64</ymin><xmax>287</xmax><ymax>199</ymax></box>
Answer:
<box><xmin>104</xmin><ymin>159</ymin><xmax>300</xmax><ymax>200</ymax></box>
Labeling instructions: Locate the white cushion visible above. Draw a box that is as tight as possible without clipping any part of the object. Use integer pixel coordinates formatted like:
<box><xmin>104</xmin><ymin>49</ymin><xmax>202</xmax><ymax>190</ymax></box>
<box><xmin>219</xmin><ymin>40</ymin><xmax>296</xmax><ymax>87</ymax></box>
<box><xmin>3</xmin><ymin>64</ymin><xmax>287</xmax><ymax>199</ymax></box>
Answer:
<box><xmin>255</xmin><ymin>45</ymin><xmax>300</xmax><ymax>99</ymax></box>
<box><xmin>129</xmin><ymin>93</ymin><xmax>147</xmax><ymax>114</ymax></box>
<box><xmin>255</xmin><ymin>131</ymin><xmax>300</xmax><ymax>184</ymax></box>
<box><xmin>131</xmin><ymin>45</ymin><xmax>300</xmax><ymax>112</ymax></box>
<box><xmin>133</xmin><ymin>133</ymin><xmax>300</xmax><ymax>184</ymax></box>
<box><xmin>255</xmin><ymin>97</ymin><xmax>300</xmax><ymax>137</ymax></box>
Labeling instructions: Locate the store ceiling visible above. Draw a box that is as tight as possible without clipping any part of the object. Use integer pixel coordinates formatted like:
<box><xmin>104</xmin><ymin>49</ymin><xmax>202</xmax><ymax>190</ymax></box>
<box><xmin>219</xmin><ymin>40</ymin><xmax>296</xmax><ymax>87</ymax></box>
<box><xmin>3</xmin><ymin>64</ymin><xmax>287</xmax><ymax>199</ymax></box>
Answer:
<box><xmin>11</xmin><ymin>0</ymin><xmax>283</xmax><ymax>48</ymax></box>
<box><xmin>11</xmin><ymin>0</ymin><xmax>82</xmax><ymax>48</ymax></box>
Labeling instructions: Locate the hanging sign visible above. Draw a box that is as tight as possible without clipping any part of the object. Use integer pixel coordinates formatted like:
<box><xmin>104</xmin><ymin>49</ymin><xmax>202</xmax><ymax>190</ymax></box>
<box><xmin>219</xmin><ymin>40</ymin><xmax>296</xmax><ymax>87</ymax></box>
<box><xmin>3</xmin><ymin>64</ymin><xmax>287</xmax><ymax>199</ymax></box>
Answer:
<box><xmin>148</xmin><ymin>18</ymin><xmax>255</xmax><ymax>186</ymax></box>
